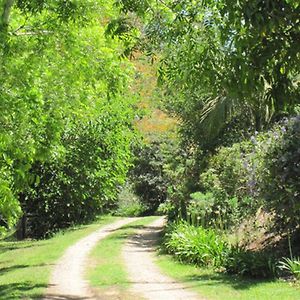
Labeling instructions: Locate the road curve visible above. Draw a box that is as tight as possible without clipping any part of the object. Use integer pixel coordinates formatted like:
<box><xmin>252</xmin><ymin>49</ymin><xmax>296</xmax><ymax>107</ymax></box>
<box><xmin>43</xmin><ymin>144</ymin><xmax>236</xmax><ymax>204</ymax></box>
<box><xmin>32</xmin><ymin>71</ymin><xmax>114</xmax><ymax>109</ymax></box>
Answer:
<box><xmin>122</xmin><ymin>217</ymin><xmax>205</xmax><ymax>300</ymax></box>
<box><xmin>44</xmin><ymin>218</ymin><xmax>138</xmax><ymax>300</ymax></box>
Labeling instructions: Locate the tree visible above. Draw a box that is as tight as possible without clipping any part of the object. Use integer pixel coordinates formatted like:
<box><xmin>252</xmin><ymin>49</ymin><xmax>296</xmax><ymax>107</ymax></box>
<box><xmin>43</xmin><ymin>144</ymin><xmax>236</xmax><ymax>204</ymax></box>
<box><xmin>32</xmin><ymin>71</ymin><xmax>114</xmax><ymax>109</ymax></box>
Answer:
<box><xmin>0</xmin><ymin>0</ymin><xmax>137</xmax><ymax>236</ymax></box>
<box><xmin>114</xmin><ymin>0</ymin><xmax>300</xmax><ymax>147</ymax></box>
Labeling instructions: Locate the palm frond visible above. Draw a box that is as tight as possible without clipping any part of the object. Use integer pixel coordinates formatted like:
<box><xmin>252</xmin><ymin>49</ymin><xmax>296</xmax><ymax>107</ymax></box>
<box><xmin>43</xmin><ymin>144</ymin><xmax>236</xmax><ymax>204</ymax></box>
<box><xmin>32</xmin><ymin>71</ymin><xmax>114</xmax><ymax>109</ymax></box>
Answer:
<box><xmin>199</xmin><ymin>94</ymin><xmax>236</xmax><ymax>139</ymax></box>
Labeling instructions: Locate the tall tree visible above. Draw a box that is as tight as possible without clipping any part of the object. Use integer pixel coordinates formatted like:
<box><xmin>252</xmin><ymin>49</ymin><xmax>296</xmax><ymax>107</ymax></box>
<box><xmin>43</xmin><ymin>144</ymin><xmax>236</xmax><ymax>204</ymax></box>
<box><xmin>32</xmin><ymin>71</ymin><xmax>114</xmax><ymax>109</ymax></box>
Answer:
<box><xmin>0</xmin><ymin>0</ymin><xmax>137</xmax><ymax>235</ymax></box>
<box><xmin>114</xmin><ymin>0</ymin><xmax>300</xmax><ymax>146</ymax></box>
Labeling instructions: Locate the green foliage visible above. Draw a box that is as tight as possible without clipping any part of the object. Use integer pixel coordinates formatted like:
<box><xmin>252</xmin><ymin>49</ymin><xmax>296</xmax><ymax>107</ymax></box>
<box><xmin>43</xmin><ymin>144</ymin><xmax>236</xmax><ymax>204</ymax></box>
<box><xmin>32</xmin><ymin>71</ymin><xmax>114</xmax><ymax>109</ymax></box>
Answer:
<box><xmin>278</xmin><ymin>257</ymin><xmax>300</xmax><ymax>280</ymax></box>
<box><xmin>163</xmin><ymin>119</ymin><xmax>300</xmax><ymax>277</ymax></box>
<box><xmin>115</xmin><ymin>185</ymin><xmax>146</xmax><ymax>217</ymax></box>
<box><xmin>224</xmin><ymin>246</ymin><xmax>277</xmax><ymax>278</ymax></box>
<box><xmin>187</xmin><ymin>192</ymin><xmax>214</xmax><ymax>227</ymax></box>
<box><xmin>161</xmin><ymin>140</ymin><xmax>200</xmax><ymax>221</ymax></box>
<box><xmin>116</xmin><ymin>0</ymin><xmax>300</xmax><ymax>280</ymax></box>
<box><xmin>187</xmin><ymin>192</ymin><xmax>240</xmax><ymax>230</ymax></box>
<box><xmin>0</xmin><ymin>0</ymin><xmax>137</xmax><ymax>236</ymax></box>
<box><xmin>157</xmin><ymin>199</ymin><xmax>175</xmax><ymax>216</ymax></box>
<box><xmin>23</xmin><ymin>109</ymin><xmax>135</xmax><ymax>238</ymax></box>
<box><xmin>129</xmin><ymin>135</ymin><xmax>197</xmax><ymax>217</ymax></box>
<box><xmin>196</xmin><ymin>123</ymin><xmax>292</xmax><ymax>230</ymax></box>
<box><xmin>263</xmin><ymin>117</ymin><xmax>300</xmax><ymax>229</ymax></box>
<box><xmin>164</xmin><ymin>221</ymin><xmax>278</xmax><ymax>278</ymax></box>
<box><xmin>164</xmin><ymin>221</ymin><xmax>228</xmax><ymax>268</ymax></box>
<box><xmin>116</xmin><ymin>0</ymin><xmax>300</xmax><ymax>146</ymax></box>
<box><xmin>129</xmin><ymin>137</ymin><xmax>171</xmax><ymax>213</ymax></box>
<box><xmin>0</xmin><ymin>174</ymin><xmax>21</xmax><ymax>230</ymax></box>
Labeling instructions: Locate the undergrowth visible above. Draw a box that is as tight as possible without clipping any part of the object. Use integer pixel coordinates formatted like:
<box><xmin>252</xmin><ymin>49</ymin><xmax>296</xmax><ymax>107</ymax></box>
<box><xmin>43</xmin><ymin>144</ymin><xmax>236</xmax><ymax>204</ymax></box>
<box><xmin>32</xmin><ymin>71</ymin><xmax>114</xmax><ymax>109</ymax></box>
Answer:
<box><xmin>162</xmin><ymin>221</ymin><xmax>295</xmax><ymax>279</ymax></box>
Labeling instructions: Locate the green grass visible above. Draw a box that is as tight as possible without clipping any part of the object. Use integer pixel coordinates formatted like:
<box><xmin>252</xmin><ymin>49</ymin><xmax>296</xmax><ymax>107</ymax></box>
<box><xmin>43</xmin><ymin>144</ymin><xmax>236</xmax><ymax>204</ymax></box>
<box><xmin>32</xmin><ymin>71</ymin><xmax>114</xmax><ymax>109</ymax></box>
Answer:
<box><xmin>0</xmin><ymin>215</ymin><xmax>119</xmax><ymax>299</ymax></box>
<box><xmin>156</xmin><ymin>254</ymin><xmax>300</xmax><ymax>300</ymax></box>
<box><xmin>87</xmin><ymin>216</ymin><xmax>158</xmax><ymax>296</ymax></box>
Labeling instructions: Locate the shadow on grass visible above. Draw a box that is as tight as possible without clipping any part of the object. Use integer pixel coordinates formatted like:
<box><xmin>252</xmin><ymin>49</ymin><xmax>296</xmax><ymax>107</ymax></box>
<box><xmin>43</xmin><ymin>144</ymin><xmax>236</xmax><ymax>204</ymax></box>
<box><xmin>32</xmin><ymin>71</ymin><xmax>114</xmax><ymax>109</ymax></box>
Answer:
<box><xmin>0</xmin><ymin>282</ymin><xmax>47</xmax><ymax>300</ymax></box>
<box><xmin>156</xmin><ymin>228</ymin><xmax>278</xmax><ymax>292</ymax></box>
<box><xmin>0</xmin><ymin>263</ymin><xmax>49</xmax><ymax>276</ymax></box>
<box><xmin>110</xmin><ymin>224</ymin><xmax>147</xmax><ymax>231</ymax></box>
<box><xmin>182</xmin><ymin>271</ymin><xmax>276</xmax><ymax>291</ymax></box>
<box><xmin>104</xmin><ymin>225</ymin><xmax>150</xmax><ymax>242</ymax></box>
<box><xmin>0</xmin><ymin>242</ymin><xmax>47</xmax><ymax>255</ymax></box>
<box><xmin>106</xmin><ymin>233</ymin><xmax>130</xmax><ymax>241</ymax></box>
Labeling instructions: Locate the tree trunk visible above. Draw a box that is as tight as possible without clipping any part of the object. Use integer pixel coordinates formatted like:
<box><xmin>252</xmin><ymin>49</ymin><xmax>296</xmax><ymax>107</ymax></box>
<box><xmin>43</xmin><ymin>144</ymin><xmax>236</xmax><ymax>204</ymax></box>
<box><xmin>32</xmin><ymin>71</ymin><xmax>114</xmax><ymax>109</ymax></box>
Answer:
<box><xmin>1</xmin><ymin>0</ymin><xmax>14</xmax><ymax>30</ymax></box>
<box><xmin>16</xmin><ymin>214</ymin><xmax>27</xmax><ymax>240</ymax></box>
<box><xmin>16</xmin><ymin>193</ymin><xmax>27</xmax><ymax>240</ymax></box>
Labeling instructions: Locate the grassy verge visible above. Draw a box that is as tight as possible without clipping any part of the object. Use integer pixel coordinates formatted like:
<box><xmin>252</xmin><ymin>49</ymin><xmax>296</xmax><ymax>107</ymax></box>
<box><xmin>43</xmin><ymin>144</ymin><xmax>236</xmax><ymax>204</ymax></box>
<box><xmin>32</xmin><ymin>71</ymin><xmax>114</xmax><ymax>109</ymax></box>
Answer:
<box><xmin>156</xmin><ymin>254</ymin><xmax>300</xmax><ymax>300</ymax></box>
<box><xmin>87</xmin><ymin>216</ymin><xmax>158</xmax><ymax>298</ymax></box>
<box><xmin>0</xmin><ymin>215</ymin><xmax>119</xmax><ymax>299</ymax></box>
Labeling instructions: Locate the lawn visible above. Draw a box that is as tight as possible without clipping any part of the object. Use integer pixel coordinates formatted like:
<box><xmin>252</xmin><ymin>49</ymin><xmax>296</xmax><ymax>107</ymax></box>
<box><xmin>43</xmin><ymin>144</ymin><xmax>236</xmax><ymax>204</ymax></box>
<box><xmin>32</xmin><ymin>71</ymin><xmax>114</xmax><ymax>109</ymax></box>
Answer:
<box><xmin>156</xmin><ymin>254</ymin><xmax>300</xmax><ymax>300</ymax></box>
<box><xmin>0</xmin><ymin>215</ymin><xmax>119</xmax><ymax>299</ymax></box>
<box><xmin>87</xmin><ymin>216</ymin><xmax>158</xmax><ymax>298</ymax></box>
<box><xmin>2</xmin><ymin>214</ymin><xmax>295</xmax><ymax>300</ymax></box>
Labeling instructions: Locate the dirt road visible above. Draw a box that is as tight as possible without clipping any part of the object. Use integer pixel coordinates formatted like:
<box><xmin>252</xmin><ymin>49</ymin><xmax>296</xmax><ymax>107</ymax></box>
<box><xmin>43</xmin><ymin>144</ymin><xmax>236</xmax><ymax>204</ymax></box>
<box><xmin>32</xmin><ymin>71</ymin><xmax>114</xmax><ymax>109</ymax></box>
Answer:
<box><xmin>44</xmin><ymin>218</ymin><xmax>138</xmax><ymax>300</ymax></box>
<box><xmin>43</xmin><ymin>216</ymin><xmax>203</xmax><ymax>300</ymax></box>
<box><xmin>122</xmin><ymin>217</ymin><xmax>203</xmax><ymax>300</ymax></box>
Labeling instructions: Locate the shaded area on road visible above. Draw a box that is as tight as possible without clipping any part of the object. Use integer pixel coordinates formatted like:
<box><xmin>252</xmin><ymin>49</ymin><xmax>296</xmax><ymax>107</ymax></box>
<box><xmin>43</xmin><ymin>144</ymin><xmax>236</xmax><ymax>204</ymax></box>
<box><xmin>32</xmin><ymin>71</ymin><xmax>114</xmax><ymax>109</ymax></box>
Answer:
<box><xmin>123</xmin><ymin>217</ymin><xmax>204</xmax><ymax>300</ymax></box>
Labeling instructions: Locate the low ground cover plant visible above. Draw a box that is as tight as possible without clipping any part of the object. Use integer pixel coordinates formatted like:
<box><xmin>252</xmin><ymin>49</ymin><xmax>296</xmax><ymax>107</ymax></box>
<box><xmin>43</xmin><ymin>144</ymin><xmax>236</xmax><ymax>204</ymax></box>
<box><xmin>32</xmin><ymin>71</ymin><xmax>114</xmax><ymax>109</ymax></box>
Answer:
<box><xmin>163</xmin><ymin>221</ymin><xmax>288</xmax><ymax>279</ymax></box>
<box><xmin>278</xmin><ymin>257</ymin><xmax>300</xmax><ymax>280</ymax></box>
<box><xmin>163</xmin><ymin>221</ymin><xmax>228</xmax><ymax>268</ymax></box>
<box><xmin>224</xmin><ymin>246</ymin><xmax>277</xmax><ymax>278</ymax></box>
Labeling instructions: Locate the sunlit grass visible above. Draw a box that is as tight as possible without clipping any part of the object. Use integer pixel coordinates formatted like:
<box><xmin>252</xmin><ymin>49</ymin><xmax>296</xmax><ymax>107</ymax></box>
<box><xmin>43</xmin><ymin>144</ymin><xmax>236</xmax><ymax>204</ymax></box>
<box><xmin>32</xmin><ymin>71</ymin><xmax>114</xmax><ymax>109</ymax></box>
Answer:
<box><xmin>87</xmin><ymin>216</ymin><xmax>158</xmax><ymax>297</ymax></box>
<box><xmin>0</xmin><ymin>215</ymin><xmax>119</xmax><ymax>299</ymax></box>
<box><xmin>156</xmin><ymin>254</ymin><xmax>300</xmax><ymax>300</ymax></box>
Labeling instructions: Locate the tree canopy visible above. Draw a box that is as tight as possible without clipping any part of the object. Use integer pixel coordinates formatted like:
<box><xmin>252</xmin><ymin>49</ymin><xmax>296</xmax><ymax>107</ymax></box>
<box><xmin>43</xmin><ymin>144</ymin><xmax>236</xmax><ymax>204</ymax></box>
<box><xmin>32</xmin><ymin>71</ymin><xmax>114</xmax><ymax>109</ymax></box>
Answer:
<box><xmin>0</xmin><ymin>0</ymin><xmax>137</xmax><ymax>235</ymax></box>
<box><xmin>113</xmin><ymin>0</ymin><xmax>300</xmax><ymax>146</ymax></box>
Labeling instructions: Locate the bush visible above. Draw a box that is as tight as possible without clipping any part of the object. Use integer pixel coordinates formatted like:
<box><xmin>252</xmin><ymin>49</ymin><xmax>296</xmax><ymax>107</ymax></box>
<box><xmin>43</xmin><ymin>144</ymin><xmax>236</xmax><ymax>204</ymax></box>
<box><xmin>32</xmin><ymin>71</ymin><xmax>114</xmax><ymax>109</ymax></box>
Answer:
<box><xmin>115</xmin><ymin>185</ymin><xmax>146</xmax><ymax>217</ymax></box>
<box><xmin>157</xmin><ymin>200</ymin><xmax>176</xmax><ymax>217</ymax></box>
<box><xmin>22</xmin><ymin>112</ymin><xmax>135</xmax><ymax>238</ymax></box>
<box><xmin>198</xmin><ymin>122</ymin><xmax>291</xmax><ymax>231</ymax></box>
<box><xmin>263</xmin><ymin>116</ymin><xmax>300</xmax><ymax>229</ymax></box>
<box><xmin>278</xmin><ymin>257</ymin><xmax>300</xmax><ymax>280</ymax></box>
<box><xmin>224</xmin><ymin>246</ymin><xmax>277</xmax><ymax>278</ymax></box>
<box><xmin>187</xmin><ymin>192</ymin><xmax>214</xmax><ymax>227</ymax></box>
<box><xmin>164</xmin><ymin>221</ymin><xmax>229</xmax><ymax>268</ymax></box>
<box><xmin>164</xmin><ymin>221</ymin><xmax>278</xmax><ymax>278</ymax></box>
<box><xmin>0</xmin><ymin>8</ymin><xmax>137</xmax><ymax>237</ymax></box>
<box><xmin>187</xmin><ymin>192</ymin><xmax>240</xmax><ymax>230</ymax></box>
<box><xmin>223</xmin><ymin>246</ymin><xmax>276</xmax><ymax>278</ymax></box>
<box><xmin>129</xmin><ymin>138</ymin><xmax>170</xmax><ymax>213</ymax></box>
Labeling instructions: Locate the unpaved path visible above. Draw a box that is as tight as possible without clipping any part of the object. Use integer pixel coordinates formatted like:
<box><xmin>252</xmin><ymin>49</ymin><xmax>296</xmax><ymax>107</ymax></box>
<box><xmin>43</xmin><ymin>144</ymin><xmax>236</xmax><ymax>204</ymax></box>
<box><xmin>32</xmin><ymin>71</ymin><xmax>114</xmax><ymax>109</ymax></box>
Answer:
<box><xmin>123</xmin><ymin>217</ymin><xmax>204</xmax><ymax>300</ymax></box>
<box><xmin>44</xmin><ymin>218</ymin><xmax>138</xmax><ymax>300</ymax></box>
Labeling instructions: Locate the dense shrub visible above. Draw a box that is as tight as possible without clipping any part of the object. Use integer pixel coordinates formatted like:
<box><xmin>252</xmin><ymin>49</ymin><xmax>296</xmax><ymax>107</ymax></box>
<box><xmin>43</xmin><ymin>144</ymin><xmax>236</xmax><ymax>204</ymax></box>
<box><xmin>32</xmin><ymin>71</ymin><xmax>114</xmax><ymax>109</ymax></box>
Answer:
<box><xmin>163</xmin><ymin>118</ymin><xmax>300</xmax><ymax>279</ymax></box>
<box><xmin>22</xmin><ymin>112</ymin><xmax>135</xmax><ymax>238</ymax></box>
<box><xmin>263</xmin><ymin>116</ymin><xmax>300</xmax><ymax>229</ymax></box>
<box><xmin>187</xmin><ymin>192</ymin><xmax>240</xmax><ymax>230</ymax></box>
<box><xmin>164</xmin><ymin>221</ymin><xmax>278</xmax><ymax>278</ymax></box>
<box><xmin>187</xmin><ymin>192</ymin><xmax>215</xmax><ymax>227</ymax></box>
<box><xmin>0</xmin><ymin>2</ymin><xmax>138</xmax><ymax>236</ymax></box>
<box><xmin>224</xmin><ymin>246</ymin><xmax>277</xmax><ymax>278</ymax></box>
<box><xmin>164</xmin><ymin>221</ymin><xmax>229</xmax><ymax>267</ymax></box>
<box><xmin>115</xmin><ymin>184</ymin><xmax>146</xmax><ymax>217</ymax></box>
<box><xmin>129</xmin><ymin>138</ymin><xmax>170</xmax><ymax>213</ymax></box>
<box><xmin>197</xmin><ymin>121</ymin><xmax>292</xmax><ymax>230</ymax></box>
<box><xmin>157</xmin><ymin>199</ymin><xmax>176</xmax><ymax>217</ymax></box>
